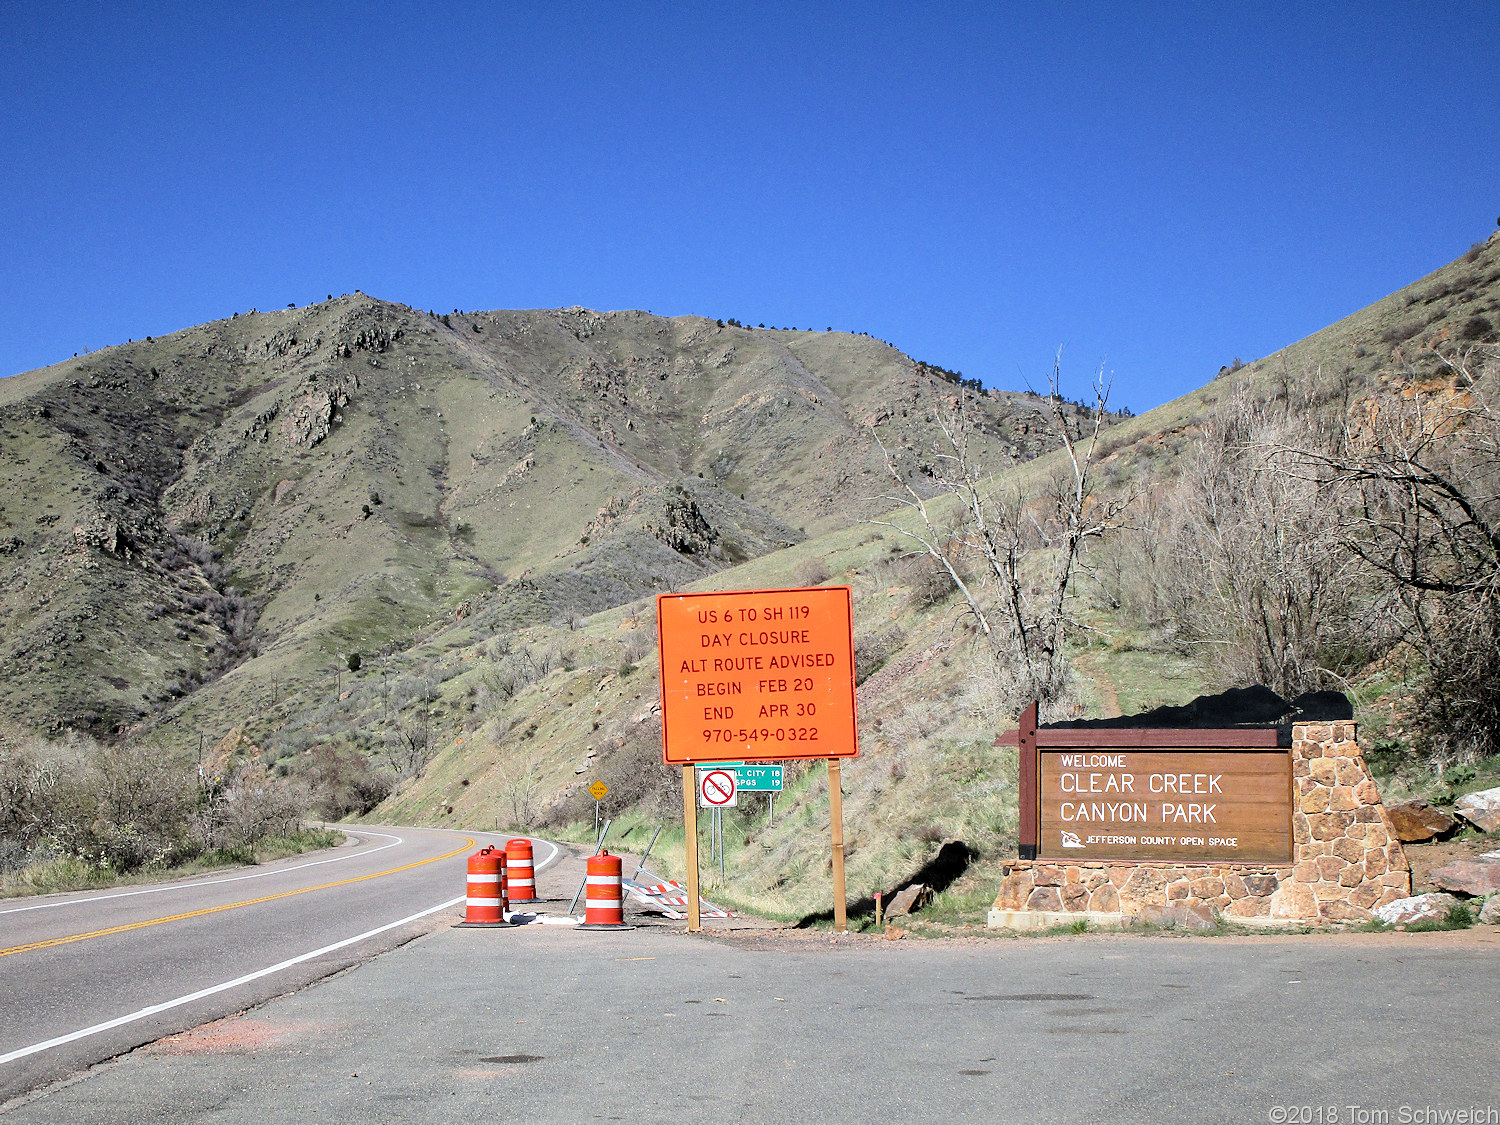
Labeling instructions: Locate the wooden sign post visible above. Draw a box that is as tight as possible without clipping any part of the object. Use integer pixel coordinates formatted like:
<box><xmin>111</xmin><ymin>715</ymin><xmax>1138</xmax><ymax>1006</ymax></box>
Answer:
<box><xmin>828</xmin><ymin>759</ymin><xmax>847</xmax><ymax>932</ymax></box>
<box><xmin>657</xmin><ymin>586</ymin><xmax>859</xmax><ymax>932</ymax></box>
<box><xmin>681</xmin><ymin>766</ymin><xmax>700</xmax><ymax>931</ymax></box>
<box><xmin>1017</xmin><ymin>701</ymin><xmax>1038</xmax><ymax>860</ymax></box>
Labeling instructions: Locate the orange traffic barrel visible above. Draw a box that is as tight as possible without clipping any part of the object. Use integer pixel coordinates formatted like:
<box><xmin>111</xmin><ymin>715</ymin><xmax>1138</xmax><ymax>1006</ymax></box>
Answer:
<box><xmin>505</xmin><ymin>838</ymin><xmax>536</xmax><ymax>903</ymax></box>
<box><xmin>463</xmin><ymin>846</ymin><xmax>507</xmax><ymax>925</ymax></box>
<box><xmin>583</xmin><ymin>850</ymin><xmax>624</xmax><ymax>926</ymax></box>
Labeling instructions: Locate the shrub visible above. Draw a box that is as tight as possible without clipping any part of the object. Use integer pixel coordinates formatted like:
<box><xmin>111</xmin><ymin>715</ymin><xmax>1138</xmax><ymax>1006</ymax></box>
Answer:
<box><xmin>904</xmin><ymin>554</ymin><xmax>954</xmax><ymax>611</ymax></box>
<box><xmin>1460</xmin><ymin>314</ymin><xmax>1495</xmax><ymax>342</ymax></box>
<box><xmin>1380</xmin><ymin>319</ymin><xmax>1423</xmax><ymax>345</ymax></box>
<box><xmin>0</xmin><ymin>730</ymin><xmax>317</xmax><ymax>885</ymax></box>
<box><xmin>854</xmin><ymin>627</ymin><xmax>905</xmax><ymax>685</ymax></box>
<box><xmin>624</xmin><ymin>629</ymin><xmax>655</xmax><ymax>664</ymax></box>
<box><xmin>303</xmin><ymin>743</ymin><xmax>394</xmax><ymax>819</ymax></box>
<box><xmin>793</xmin><ymin>557</ymin><xmax>831</xmax><ymax>587</ymax></box>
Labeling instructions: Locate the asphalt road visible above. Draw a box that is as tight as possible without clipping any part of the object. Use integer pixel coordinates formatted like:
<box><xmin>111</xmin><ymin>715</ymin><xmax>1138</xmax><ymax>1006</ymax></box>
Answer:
<box><xmin>0</xmin><ymin>825</ymin><xmax>562</xmax><ymax>1103</ymax></box>
<box><xmin>3</xmin><ymin>916</ymin><xmax>1495</xmax><ymax>1124</ymax></box>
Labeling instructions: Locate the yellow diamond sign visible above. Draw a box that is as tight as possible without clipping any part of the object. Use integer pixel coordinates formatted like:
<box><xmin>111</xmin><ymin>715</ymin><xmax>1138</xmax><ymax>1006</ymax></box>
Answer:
<box><xmin>588</xmin><ymin>781</ymin><xmax>609</xmax><ymax>801</ymax></box>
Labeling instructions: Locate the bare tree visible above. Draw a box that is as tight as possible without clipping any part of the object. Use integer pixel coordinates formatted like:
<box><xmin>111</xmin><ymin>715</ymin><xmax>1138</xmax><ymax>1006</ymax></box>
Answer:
<box><xmin>871</xmin><ymin>356</ymin><xmax>1124</xmax><ymax>706</ymax></box>
<box><xmin>1287</xmin><ymin>343</ymin><xmax>1500</xmax><ymax>762</ymax></box>
<box><xmin>496</xmin><ymin>753</ymin><xmax>544</xmax><ymax>829</ymax></box>
<box><xmin>624</xmin><ymin>629</ymin><xmax>654</xmax><ymax>664</ymax></box>
<box><xmin>379</xmin><ymin>676</ymin><xmax>433</xmax><ymax>780</ymax></box>
<box><xmin>1139</xmin><ymin>384</ymin><xmax>1377</xmax><ymax>696</ymax></box>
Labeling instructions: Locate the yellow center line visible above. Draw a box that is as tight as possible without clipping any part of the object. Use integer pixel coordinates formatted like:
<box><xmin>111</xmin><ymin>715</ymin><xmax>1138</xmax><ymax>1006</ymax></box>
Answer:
<box><xmin>0</xmin><ymin>834</ymin><xmax>477</xmax><ymax>960</ymax></box>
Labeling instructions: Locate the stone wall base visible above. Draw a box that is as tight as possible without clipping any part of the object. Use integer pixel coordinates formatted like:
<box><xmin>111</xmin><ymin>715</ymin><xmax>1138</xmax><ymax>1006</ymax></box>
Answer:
<box><xmin>992</xmin><ymin>854</ymin><xmax>1411</xmax><ymax>926</ymax></box>
<box><xmin>988</xmin><ymin>908</ymin><xmax>1126</xmax><ymax>930</ymax></box>
<box><xmin>991</xmin><ymin>860</ymin><xmax>1329</xmax><ymax>923</ymax></box>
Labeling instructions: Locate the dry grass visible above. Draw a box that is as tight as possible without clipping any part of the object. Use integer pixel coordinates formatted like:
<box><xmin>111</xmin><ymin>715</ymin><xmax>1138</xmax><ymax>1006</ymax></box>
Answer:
<box><xmin>0</xmin><ymin>827</ymin><xmax>343</xmax><ymax>899</ymax></box>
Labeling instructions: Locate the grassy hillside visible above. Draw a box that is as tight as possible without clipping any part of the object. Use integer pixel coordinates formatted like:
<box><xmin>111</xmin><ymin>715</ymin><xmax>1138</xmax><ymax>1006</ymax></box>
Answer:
<box><xmin>5</xmin><ymin>230</ymin><xmax>1497</xmax><ymax>920</ymax></box>
<box><xmin>1091</xmin><ymin>230</ymin><xmax>1500</xmax><ymax>487</ymax></box>
<box><xmin>353</xmin><ymin>233</ymin><xmax>1500</xmax><ymax>919</ymax></box>
<box><xmin>351</xmin><ymin>484</ymin><xmax>1216</xmax><ymax>920</ymax></box>
<box><xmin>0</xmin><ymin>297</ymin><xmax>1106</xmax><ymax>740</ymax></box>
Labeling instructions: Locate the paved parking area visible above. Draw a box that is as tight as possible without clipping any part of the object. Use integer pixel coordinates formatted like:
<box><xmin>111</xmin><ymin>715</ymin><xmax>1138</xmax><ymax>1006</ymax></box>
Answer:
<box><xmin>5</xmin><ymin>921</ymin><xmax>1495</xmax><ymax>1124</ymax></box>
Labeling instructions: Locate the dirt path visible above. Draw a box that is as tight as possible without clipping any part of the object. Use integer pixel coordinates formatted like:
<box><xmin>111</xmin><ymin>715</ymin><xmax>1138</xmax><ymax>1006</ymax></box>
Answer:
<box><xmin>1074</xmin><ymin>653</ymin><xmax>1122</xmax><ymax>717</ymax></box>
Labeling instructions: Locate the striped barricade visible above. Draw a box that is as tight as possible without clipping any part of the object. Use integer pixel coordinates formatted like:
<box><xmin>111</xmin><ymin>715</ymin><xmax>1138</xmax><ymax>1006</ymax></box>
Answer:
<box><xmin>622</xmin><ymin>878</ymin><xmax>732</xmax><ymax>919</ymax></box>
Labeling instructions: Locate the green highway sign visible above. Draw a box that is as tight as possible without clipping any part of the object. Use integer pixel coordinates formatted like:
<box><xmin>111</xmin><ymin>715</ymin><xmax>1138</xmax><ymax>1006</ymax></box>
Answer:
<box><xmin>735</xmin><ymin>764</ymin><xmax>783</xmax><ymax>792</ymax></box>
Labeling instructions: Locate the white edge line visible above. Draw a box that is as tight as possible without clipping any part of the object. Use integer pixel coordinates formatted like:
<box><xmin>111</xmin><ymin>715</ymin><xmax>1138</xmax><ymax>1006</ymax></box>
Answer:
<box><xmin>0</xmin><ymin>832</ymin><xmax>405</xmax><ymax>916</ymax></box>
<box><xmin>0</xmin><ymin>830</ymin><xmax>561</xmax><ymax>1067</ymax></box>
<box><xmin>384</xmin><ymin>827</ymin><xmax>560</xmax><ymax>874</ymax></box>
<box><xmin>531</xmin><ymin>837</ymin><xmax>561</xmax><ymax>873</ymax></box>
<box><xmin>367</xmin><ymin>825</ymin><xmax>560</xmax><ymax>871</ymax></box>
<box><xmin>0</xmin><ymin>894</ymin><xmax>465</xmax><ymax>1067</ymax></box>
<box><xmin>0</xmin><ymin>829</ymin><xmax>555</xmax><ymax>918</ymax></box>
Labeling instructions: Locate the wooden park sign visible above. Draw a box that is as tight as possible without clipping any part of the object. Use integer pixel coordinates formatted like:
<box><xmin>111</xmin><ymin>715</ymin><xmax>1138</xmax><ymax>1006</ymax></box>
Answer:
<box><xmin>998</xmin><ymin>702</ymin><xmax>1293</xmax><ymax>865</ymax></box>
<box><xmin>658</xmin><ymin>586</ymin><xmax>859</xmax><ymax>931</ymax></box>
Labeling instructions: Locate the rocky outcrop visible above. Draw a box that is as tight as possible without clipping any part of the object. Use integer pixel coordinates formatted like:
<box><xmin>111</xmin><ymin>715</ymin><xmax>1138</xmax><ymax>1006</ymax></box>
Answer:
<box><xmin>278</xmin><ymin>374</ymin><xmax>355</xmax><ymax>450</ymax></box>
<box><xmin>647</xmin><ymin>491</ymin><xmax>718</xmax><ymax>555</ymax></box>
<box><xmin>333</xmin><ymin>304</ymin><xmax>405</xmax><ymax>354</ymax></box>
<box><xmin>1454</xmin><ymin>786</ymin><xmax>1500</xmax><ymax>833</ymax></box>
<box><xmin>582</xmin><ymin>484</ymin><xmax>721</xmax><ymax>557</ymax></box>
<box><xmin>1374</xmin><ymin>893</ymin><xmax>1460</xmax><ymax>925</ymax></box>
<box><xmin>71</xmin><ymin>516</ymin><xmax>130</xmax><ymax>559</ymax></box>
<box><xmin>1386</xmin><ymin>798</ymin><xmax>1459</xmax><ymax>842</ymax></box>
<box><xmin>349</xmin><ymin>325</ymin><xmax>393</xmax><ymax>353</ymax></box>
<box><xmin>1429</xmin><ymin>858</ymin><xmax>1500</xmax><ymax>898</ymax></box>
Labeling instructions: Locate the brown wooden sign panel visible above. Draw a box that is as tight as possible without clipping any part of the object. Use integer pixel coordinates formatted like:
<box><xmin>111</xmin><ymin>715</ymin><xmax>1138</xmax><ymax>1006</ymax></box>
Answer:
<box><xmin>997</xmin><ymin>728</ymin><xmax>1280</xmax><ymax>747</ymax></box>
<box><xmin>657</xmin><ymin>586</ymin><xmax>858</xmax><ymax>765</ymax></box>
<box><xmin>1038</xmin><ymin>748</ymin><xmax>1292</xmax><ymax>863</ymax></box>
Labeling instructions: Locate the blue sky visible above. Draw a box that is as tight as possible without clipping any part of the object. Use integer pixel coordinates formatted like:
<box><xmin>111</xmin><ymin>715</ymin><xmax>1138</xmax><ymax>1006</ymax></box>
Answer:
<box><xmin>2</xmin><ymin>3</ymin><xmax>1497</xmax><ymax>412</ymax></box>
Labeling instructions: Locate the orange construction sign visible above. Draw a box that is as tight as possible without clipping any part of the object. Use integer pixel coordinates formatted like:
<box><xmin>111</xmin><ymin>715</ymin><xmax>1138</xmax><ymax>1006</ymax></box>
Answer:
<box><xmin>656</xmin><ymin>586</ymin><xmax>859</xmax><ymax>765</ymax></box>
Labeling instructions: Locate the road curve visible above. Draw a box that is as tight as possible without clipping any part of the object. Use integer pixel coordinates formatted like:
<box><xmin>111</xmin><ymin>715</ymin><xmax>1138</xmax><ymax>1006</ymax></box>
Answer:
<box><xmin>0</xmin><ymin>825</ymin><xmax>558</xmax><ymax>1102</ymax></box>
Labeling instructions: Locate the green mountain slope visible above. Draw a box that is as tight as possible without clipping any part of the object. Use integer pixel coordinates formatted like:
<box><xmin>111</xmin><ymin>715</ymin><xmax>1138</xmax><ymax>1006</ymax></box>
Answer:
<box><xmin>0</xmin><ymin>296</ymin><xmax>1099</xmax><ymax>738</ymax></box>
<box><xmin>7</xmin><ymin>231</ymin><xmax>1494</xmax><ymax>920</ymax></box>
<box><xmin>361</xmin><ymin>234</ymin><xmax>1500</xmax><ymax>919</ymax></box>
